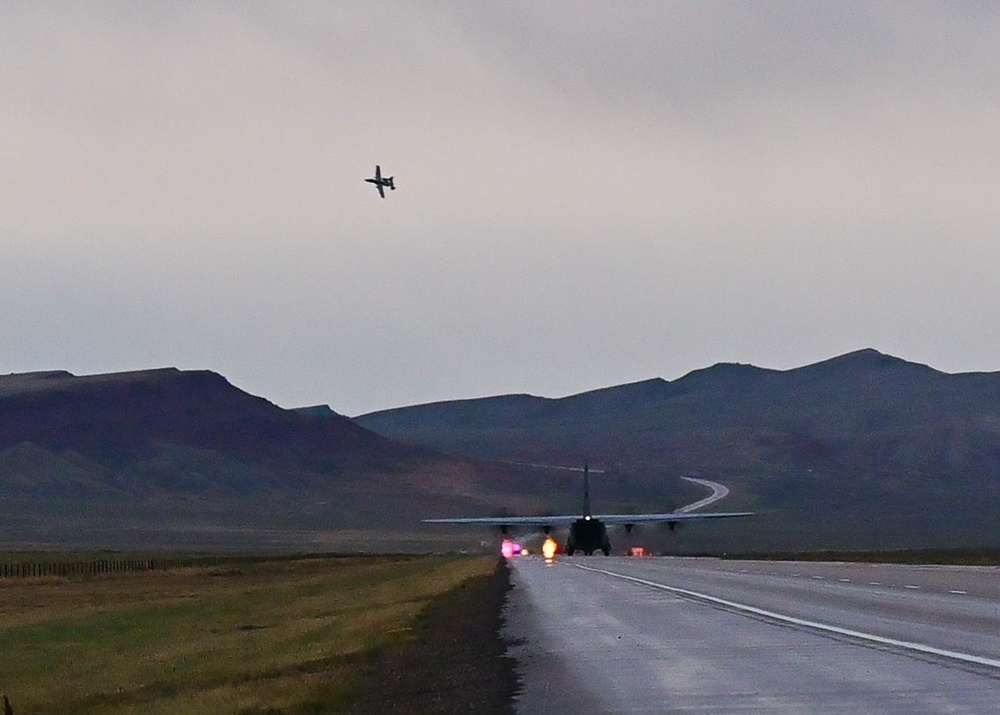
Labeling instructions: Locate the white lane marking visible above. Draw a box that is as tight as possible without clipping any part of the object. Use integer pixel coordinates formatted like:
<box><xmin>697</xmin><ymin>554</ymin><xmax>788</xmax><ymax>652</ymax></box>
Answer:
<box><xmin>869</xmin><ymin>582</ymin><xmax>881</xmax><ymax>586</ymax></box>
<box><xmin>950</xmin><ymin>590</ymin><xmax>968</xmax><ymax>595</ymax></box>
<box><xmin>839</xmin><ymin>578</ymin><xmax>851</xmax><ymax>583</ymax></box>
<box><xmin>575</xmin><ymin>564</ymin><xmax>1000</xmax><ymax>671</ymax></box>
<box><xmin>904</xmin><ymin>585</ymin><xmax>921</xmax><ymax>590</ymax></box>
<box><xmin>812</xmin><ymin>576</ymin><xmax>825</xmax><ymax>580</ymax></box>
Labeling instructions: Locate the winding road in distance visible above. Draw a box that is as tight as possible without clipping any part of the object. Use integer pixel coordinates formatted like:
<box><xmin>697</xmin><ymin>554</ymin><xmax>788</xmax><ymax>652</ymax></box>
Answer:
<box><xmin>675</xmin><ymin>476</ymin><xmax>731</xmax><ymax>513</ymax></box>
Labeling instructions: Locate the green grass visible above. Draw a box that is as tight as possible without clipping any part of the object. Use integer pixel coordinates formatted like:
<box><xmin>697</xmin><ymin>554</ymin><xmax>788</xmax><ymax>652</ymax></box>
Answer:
<box><xmin>0</xmin><ymin>554</ymin><xmax>495</xmax><ymax>714</ymax></box>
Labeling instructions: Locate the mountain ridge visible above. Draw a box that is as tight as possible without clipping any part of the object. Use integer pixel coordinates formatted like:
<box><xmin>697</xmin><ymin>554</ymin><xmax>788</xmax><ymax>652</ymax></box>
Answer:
<box><xmin>0</xmin><ymin>368</ymin><xmax>568</xmax><ymax>551</ymax></box>
<box><xmin>355</xmin><ymin>349</ymin><xmax>941</xmax><ymax>420</ymax></box>
<box><xmin>5</xmin><ymin>351</ymin><xmax>999</xmax><ymax>552</ymax></box>
<box><xmin>354</xmin><ymin>349</ymin><xmax>1000</xmax><ymax>549</ymax></box>
<box><xmin>0</xmin><ymin>367</ymin><xmax>407</xmax><ymax>466</ymax></box>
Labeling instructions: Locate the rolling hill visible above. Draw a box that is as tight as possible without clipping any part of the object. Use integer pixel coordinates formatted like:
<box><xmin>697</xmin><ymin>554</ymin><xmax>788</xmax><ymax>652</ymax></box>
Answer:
<box><xmin>0</xmin><ymin>369</ymin><xmax>567</xmax><ymax>551</ymax></box>
<box><xmin>356</xmin><ymin>349</ymin><xmax>1000</xmax><ymax>550</ymax></box>
<box><xmin>7</xmin><ymin>351</ymin><xmax>998</xmax><ymax>553</ymax></box>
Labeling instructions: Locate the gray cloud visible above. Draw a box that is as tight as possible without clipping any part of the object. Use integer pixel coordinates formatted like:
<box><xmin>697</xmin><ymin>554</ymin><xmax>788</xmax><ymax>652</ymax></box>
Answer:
<box><xmin>3</xmin><ymin>2</ymin><xmax>1000</xmax><ymax>413</ymax></box>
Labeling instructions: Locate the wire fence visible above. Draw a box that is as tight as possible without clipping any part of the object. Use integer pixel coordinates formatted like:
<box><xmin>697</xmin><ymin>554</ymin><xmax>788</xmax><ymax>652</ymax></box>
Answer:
<box><xmin>0</xmin><ymin>551</ymin><xmax>381</xmax><ymax>579</ymax></box>
<box><xmin>0</xmin><ymin>558</ymin><xmax>161</xmax><ymax>578</ymax></box>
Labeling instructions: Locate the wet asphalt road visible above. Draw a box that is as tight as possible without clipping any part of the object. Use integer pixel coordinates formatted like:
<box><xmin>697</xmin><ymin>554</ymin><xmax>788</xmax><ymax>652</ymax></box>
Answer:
<box><xmin>505</xmin><ymin>556</ymin><xmax>1000</xmax><ymax>713</ymax></box>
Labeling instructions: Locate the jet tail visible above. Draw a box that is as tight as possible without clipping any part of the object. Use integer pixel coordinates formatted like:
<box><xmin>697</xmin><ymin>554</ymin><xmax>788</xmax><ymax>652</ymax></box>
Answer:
<box><xmin>387</xmin><ymin>177</ymin><xmax>395</xmax><ymax>189</ymax></box>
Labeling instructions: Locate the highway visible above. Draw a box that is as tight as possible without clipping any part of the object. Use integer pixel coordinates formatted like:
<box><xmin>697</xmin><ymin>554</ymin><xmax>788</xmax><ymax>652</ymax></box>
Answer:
<box><xmin>505</xmin><ymin>556</ymin><xmax>1000</xmax><ymax>713</ymax></box>
<box><xmin>674</xmin><ymin>477</ymin><xmax>731</xmax><ymax>513</ymax></box>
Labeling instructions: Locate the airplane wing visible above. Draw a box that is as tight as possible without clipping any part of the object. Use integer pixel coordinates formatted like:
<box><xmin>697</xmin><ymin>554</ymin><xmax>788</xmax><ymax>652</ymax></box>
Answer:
<box><xmin>596</xmin><ymin>511</ymin><xmax>753</xmax><ymax>525</ymax></box>
<box><xmin>374</xmin><ymin>165</ymin><xmax>381</xmax><ymax>181</ymax></box>
<box><xmin>423</xmin><ymin>516</ymin><xmax>580</xmax><ymax>527</ymax></box>
<box><xmin>423</xmin><ymin>511</ymin><xmax>751</xmax><ymax>527</ymax></box>
<box><xmin>376</xmin><ymin>183</ymin><xmax>385</xmax><ymax>198</ymax></box>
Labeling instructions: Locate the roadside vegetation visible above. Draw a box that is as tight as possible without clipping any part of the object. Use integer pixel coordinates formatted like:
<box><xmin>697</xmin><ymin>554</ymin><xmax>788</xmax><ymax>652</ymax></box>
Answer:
<box><xmin>0</xmin><ymin>553</ymin><xmax>507</xmax><ymax>714</ymax></box>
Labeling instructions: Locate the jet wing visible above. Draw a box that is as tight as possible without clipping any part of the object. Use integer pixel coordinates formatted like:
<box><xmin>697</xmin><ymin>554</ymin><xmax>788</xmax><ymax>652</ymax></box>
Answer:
<box><xmin>374</xmin><ymin>165</ymin><xmax>381</xmax><ymax>181</ymax></box>
<box><xmin>376</xmin><ymin>183</ymin><xmax>385</xmax><ymax>198</ymax></box>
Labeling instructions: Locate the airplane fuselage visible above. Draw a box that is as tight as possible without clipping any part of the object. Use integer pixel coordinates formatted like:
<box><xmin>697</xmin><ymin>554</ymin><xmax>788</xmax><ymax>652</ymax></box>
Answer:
<box><xmin>566</xmin><ymin>516</ymin><xmax>611</xmax><ymax>556</ymax></box>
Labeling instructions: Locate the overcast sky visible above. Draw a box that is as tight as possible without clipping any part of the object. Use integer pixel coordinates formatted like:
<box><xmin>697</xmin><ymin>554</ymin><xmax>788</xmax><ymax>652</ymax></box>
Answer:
<box><xmin>4</xmin><ymin>2</ymin><xmax>1000</xmax><ymax>414</ymax></box>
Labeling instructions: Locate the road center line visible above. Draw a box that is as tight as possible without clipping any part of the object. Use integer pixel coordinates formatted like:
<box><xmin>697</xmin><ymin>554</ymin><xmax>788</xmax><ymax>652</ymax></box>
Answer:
<box><xmin>575</xmin><ymin>564</ymin><xmax>1000</xmax><ymax>671</ymax></box>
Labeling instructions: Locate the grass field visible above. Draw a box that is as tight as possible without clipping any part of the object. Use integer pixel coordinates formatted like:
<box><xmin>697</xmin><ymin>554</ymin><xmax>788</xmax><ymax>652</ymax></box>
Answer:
<box><xmin>0</xmin><ymin>553</ymin><xmax>497</xmax><ymax>714</ymax></box>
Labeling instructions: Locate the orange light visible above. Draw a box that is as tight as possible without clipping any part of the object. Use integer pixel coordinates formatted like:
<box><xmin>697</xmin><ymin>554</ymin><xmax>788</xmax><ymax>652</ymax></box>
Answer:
<box><xmin>542</xmin><ymin>537</ymin><xmax>558</xmax><ymax>560</ymax></box>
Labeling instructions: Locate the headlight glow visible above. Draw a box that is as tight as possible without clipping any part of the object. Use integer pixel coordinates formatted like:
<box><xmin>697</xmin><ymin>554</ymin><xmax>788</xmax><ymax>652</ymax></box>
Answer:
<box><xmin>542</xmin><ymin>536</ymin><xmax>558</xmax><ymax>560</ymax></box>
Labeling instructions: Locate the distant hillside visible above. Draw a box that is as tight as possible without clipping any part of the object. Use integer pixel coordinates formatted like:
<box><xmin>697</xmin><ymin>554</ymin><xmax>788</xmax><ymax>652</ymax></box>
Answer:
<box><xmin>0</xmin><ymin>369</ymin><xmax>410</xmax><ymax>467</ymax></box>
<box><xmin>356</xmin><ymin>349</ymin><xmax>1000</xmax><ymax>550</ymax></box>
<box><xmin>8</xmin><ymin>353</ymin><xmax>998</xmax><ymax>553</ymax></box>
<box><xmin>0</xmin><ymin>369</ymin><xmax>568</xmax><ymax>551</ymax></box>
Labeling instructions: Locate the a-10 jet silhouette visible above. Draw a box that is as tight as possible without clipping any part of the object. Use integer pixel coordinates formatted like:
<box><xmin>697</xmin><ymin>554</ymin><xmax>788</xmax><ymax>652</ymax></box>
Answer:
<box><xmin>365</xmin><ymin>165</ymin><xmax>395</xmax><ymax>198</ymax></box>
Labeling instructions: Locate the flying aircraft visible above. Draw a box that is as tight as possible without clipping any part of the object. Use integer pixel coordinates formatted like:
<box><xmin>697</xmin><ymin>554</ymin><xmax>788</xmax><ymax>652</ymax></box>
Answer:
<box><xmin>423</xmin><ymin>463</ymin><xmax>752</xmax><ymax>555</ymax></box>
<box><xmin>365</xmin><ymin>165</ymin><xmax>395</xmax><ymax>198</ymax></box>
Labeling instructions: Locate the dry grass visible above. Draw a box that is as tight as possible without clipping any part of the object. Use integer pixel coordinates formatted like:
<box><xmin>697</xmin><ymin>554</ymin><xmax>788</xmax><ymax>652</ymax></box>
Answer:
<box><xmin>0</xmin><ymin>554</ymin><xmax>495</xmax><ymax>714</ymax></box>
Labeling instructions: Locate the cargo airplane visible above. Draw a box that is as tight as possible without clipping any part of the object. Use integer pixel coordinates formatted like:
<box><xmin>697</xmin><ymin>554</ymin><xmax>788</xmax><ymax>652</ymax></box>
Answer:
<box><xmin>423</xmin><ymin>463</ymin><xmax>752</xmax><ymax>555</ymax></box>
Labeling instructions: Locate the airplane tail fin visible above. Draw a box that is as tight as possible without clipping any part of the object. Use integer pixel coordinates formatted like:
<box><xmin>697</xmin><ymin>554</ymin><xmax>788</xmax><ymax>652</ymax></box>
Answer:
<box><xmin>582</xmin><ymin>460</ymin><xmax>591</xmax><ymax>517</ymax></box>
<box><xmin>387</xmin><ymin>177</ymin><xmax>395</xmax><ymax>189</ymax></box>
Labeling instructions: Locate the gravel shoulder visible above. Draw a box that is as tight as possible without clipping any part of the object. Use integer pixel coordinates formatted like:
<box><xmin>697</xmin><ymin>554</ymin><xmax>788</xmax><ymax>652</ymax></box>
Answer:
<box><xmin>349</xmin><ymin>558</ymin><xmax>517</xmax><ymax>714</ymax></box>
